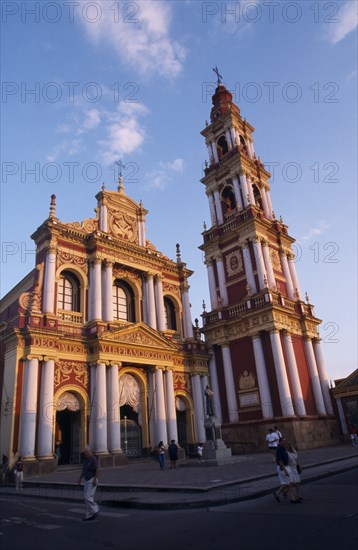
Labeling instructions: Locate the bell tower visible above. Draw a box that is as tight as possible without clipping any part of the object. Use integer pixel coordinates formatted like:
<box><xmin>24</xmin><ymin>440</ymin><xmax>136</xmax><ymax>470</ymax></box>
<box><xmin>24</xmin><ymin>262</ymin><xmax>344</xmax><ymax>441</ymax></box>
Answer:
<box><xmin>199</xmin><ymin>72</ymin><xmax>339</xmax><ymax>450</ymax></box>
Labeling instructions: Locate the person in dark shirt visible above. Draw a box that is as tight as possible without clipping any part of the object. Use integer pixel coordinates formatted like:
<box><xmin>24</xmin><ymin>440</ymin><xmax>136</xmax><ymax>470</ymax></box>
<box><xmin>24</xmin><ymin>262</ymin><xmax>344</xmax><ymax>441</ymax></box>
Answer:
<box><xmin>168</xmin><ymin>440</ymin><xmax>178</xmax><ymax>469</ymax></box>
<box><xmin>78</xmin><ymin>446</ymin><xmax>99</xmax><ymax>520</ymax></box>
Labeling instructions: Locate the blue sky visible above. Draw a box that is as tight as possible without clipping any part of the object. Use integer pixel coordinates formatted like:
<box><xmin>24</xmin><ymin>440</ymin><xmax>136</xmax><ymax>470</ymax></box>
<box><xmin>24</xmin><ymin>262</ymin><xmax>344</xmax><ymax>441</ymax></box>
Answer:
<box><xmin>1</xmin><ymin>0</ymin><xmax>357</xmax><ymax>381</ymax></box>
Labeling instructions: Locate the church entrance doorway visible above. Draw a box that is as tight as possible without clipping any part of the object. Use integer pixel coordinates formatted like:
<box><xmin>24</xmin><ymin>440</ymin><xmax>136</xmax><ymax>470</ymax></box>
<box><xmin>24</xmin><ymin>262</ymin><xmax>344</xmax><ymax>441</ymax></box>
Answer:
<box><xmin>55</xmin><ymin>391</ymin><xmax>82</xmax><ymax>465</ymax></box>
<box><xmin>177</xmin><ymin>409</ymin><xmax>188</xmax><ymax>455</ymax></box>
<box><xmin>120</xmin><ymin>404</ymin><xmax>142</xmax><ymax>458</ymax></box>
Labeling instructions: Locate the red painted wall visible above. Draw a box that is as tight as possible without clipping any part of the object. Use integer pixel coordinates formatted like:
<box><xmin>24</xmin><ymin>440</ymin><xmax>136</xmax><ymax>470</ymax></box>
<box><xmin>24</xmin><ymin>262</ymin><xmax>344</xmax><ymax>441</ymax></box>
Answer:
<box><xmin>260</xmin><ymin>331</ymin><xmax>282</xmax><ymax>417</ymax></box>
<box><xmin>230</xmin><ymin>337</ymin><xmax>262</xmax><ymax>421</ymax></box>
<box><xmin>291</xmin><ymin>335</ymin><xmax>317</xmax><ymax>415</ymax></box>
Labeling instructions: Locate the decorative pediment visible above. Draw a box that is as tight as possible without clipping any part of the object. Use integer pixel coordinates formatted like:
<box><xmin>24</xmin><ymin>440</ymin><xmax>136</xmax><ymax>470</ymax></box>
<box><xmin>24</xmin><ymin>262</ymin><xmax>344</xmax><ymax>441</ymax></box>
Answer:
<box><xmin>333</xmin><ymin>369</ymin><xmax>358</xmax><ymax>396</ymax></box>
<box><xmin>100</xmin><ymin>322</ymin><xmax>179</xmax><ymax>351</ymax></box>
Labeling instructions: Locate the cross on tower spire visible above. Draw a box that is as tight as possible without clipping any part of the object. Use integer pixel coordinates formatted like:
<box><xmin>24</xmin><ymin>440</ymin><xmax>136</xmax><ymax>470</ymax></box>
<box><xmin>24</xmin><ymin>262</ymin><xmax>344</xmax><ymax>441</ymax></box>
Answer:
<box><xmin>213</xmin><ymin>66</ymin><xmax>223</xmax><ymax>85</ymax></box>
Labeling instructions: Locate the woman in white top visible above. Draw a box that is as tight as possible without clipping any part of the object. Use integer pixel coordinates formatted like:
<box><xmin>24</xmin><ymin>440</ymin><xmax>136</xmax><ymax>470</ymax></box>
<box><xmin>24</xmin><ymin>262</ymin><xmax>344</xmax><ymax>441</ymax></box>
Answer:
<box><xmin>286</xmin><ymin>440</ymin><xmax>303</xmax><ymax>501</ymax></box>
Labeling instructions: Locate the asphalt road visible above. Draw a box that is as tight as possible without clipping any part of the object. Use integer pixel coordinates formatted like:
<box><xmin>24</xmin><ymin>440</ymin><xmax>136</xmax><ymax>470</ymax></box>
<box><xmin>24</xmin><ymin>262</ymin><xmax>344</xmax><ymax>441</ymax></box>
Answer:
<box><xmin>1</xmin><ymin>469</ymin><xmax>357</xmax><ymax>550</ymax></box>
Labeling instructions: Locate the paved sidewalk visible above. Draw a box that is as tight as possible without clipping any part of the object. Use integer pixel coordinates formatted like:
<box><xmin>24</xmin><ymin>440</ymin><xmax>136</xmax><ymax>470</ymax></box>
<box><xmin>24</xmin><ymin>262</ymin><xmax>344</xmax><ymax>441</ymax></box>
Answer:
<box><xmin>1</xmin><ymin>444</ymin><xmax>357</xmax><ymax>509</ymax></box>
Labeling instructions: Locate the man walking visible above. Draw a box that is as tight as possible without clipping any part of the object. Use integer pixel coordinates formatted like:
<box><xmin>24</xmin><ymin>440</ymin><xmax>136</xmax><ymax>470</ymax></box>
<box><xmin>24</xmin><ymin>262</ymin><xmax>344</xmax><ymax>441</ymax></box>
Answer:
<box><xmin>78</xmin><ymin>446</ymin><xmax>99</xmax><ymax>521</ymax></box>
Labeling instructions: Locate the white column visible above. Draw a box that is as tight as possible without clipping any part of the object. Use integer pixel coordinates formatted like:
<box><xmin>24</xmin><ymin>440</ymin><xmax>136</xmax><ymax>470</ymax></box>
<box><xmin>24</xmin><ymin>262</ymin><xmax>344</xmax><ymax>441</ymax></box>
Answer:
<box><xmin>207</xmin><ymin>193</ymin><xmax>217</xmax><ymax>226</ymax></box>
<box><xmin>270</xmin><ymin>330</ymin><xmax>295</xmax><ymax>417</ymax></box>
<box><xmin>181</xmin><ymin>282</ymin><xmax>194</xmax><ymax>339</ymax></box>
<box><xmin>213</xmin><ymin>190</ymin><xmax>224</xmax><ymax>224</ymax></box>
<box><xmin>146</xmin><ymin>274</ymin><xmax>157</xmax><ymax>329</ymax></box>
<box><xmin>165</xmin><ymin>369</ymin><xmax>178</xmax><ymax>443</ymax></box>
<box><xmin>211</xmin><ymin>141</ymin><xmax>219</xmax><ymax>164</ymax></box>
<box><xmin>304</xmin><ymin>339</ymin><xmax>327</xmax><ymax>415</ymax></box>
<box><xmin>87</xmin><ymin>262</ymin><xmax>93</xmax><ymax>322</ymax></box>
<box><xmin>155</xmin><ymin>368</ymin><xmax>168</xmax><ymax>445</ymax></box>
<box><xmin>138</xmin><ymin>208</ymin><xmax>146</xmax><ymax>246</ymax></box>
<box><xmin>94</xmin><ymin>362</ymin><xmax>108</xmax><ymax>453</ymax></box>
<box><xmin>103</xmin><ymin>261</ymin><xmax>113</xmax><ymax>322</ymax></box>
<box><xmin>246</xmin><ymin>175</ymin><xmax>255</xmax><ymax>205</ymax></box>
<box><xmin>20</xmin><ymin>357</ymin><xmax>39</xmax><ymax>458</ymax></box>
<box><xmin>92</xmin><ymin>258</ymin><xmax>102</xmax><ymax>321</ymax></box>
<box><xmin>232</xmin><ymin>177</ymin><xmax>243</xmax><ymax>209</ymax></box>
<box><xmin>239</xmin><ymin>174</ymin><xmax>249</xmax><ymax>208</ymax></box>
<box><xmin>142</xmin><ymin>276</ymin><xmax>148</xmax><ymax>324</ymax></box>
<box><xmin>216</xmin><ymin>255</ymin><xmax>228</xmax><ymax>306</ymax></box>
<box><xmin>108</xmin><ymin>363</ymin><xmax>121</xmax><ymax>452</ymax></box>
<box><xmin>208</xmin><ymin>352</ymin><xmax>222</xmax><ymax>422</ymax></box>
<box><xmin>288</xmin><ymin>255</ymin><xmax>301</xmax><ymax>299</ymax></box>
<box><xmin>37</xmin><ymin>357</ymin><xmax>55</xmax><ymax>458</ymax></box>
<box><xmin>222</xmin><ymin>345</ymin><xmax>239</xmax><ymax>423</ymax></box>
<box><xmin>89</xmin><ymin>364</ymin><xmax>96</xmax><ymax>448</ymax></box>
<box><xmin>248</xmin><ymin>140</ymin><xmax>254</xmax><ymax>159</ymax></box>
<box><xmin>138</xmin><ymin>220</ymin><xmax>146</xmax><ymax>246</ymax></box>
<box><xmin>201</xmin><ymin>374</ymin><xmax>209</xmax><ymax>396</ymax></box>
<box><xmin>43</xmin><ymin>245</ymin><xmax>56</xmax><ymax>314</ymax></box>
<box><xmin>225</xmin><ymin>128</ymin><xmax>233</xmax><ymax>149</ymax></box>
<box><xmin>242</xmin><ymin>243</ymin><xmax>257</xmax><ymax>294</ymax></box>
<box><xmin>192</xmin><ymin>374</ymin><xmax>206</xmax><ymax>443</ymax></box>
<box><xmin>148</xmin><ymin>370</ymin><xmax>157</xmax><ymax>446</ymax></box>
<box><xmin>266</xmin><ymin>188</ymin><xmax>274</xmax><ymax>216</ymax></box>
<box><xmin>260</xmin><ymin>187</ymin><xmax>271</xmax><ymax>218</ymax></box>
<box><xmin>336</xmin><ymin>398</ymin><xmax>348</xmax><ymax>434</ymax></box>
<box><xmin>252</xmin><ymin>335</ymin><xmax>273</xmax><ymax>418</ymax></box>
<box><xmin>206</xmin><ymin>143</ymin><xmax>213</xmax><ymax>163</ymax></box>
<box><xmin>313</xmin><ymin>339</ymin><xmax>334</xmax><ymax>414</ymax></box>
<box><xmin>99</xmin><ymin>203</ymin><xmax>108</xmax><ymax>232</ymax></box>
<box><xmin>206</xmin><ymin>260</ymin><xmax>218</xmax><ymax>310</ymax></box>
<box><xmin>282</xmin><ymin>333</ymin><xmax>306</xmax><ymax>416</ymax></box>
<box><xmin>280</xmin><ymin>252</ymin><xmax>295</xmax><ymax>299</ymax></box>
<box><xmin>155</xmin><ymin>275</ymin><xmax>166</xmax><ymax>331</ymax></box>
<box><xmin>253</xmin><ymin>239</ymin><xmax>266</xmax><ymax>290</ymax></box>
<box><xmin>230</xmin><ymin>127</ymin><xmax>238</xmax><ymax>147</ymax></box>
<box><xmin>262</xmin><ymin>242</ymin><xmax>276</xmax><ymax>289</ymax></box>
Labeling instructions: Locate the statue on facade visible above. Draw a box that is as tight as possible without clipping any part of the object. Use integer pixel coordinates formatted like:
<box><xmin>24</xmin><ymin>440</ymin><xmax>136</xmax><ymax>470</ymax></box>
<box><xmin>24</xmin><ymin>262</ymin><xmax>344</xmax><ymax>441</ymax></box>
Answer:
<box><xmin>205</xmin><ymin>385</ymin><xmax>214</xmax><ymax>417</ymax></box>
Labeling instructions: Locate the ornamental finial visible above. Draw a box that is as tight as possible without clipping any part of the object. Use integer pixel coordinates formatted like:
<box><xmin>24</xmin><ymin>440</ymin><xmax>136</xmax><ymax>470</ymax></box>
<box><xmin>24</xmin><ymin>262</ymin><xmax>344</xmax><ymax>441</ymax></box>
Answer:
<box><xmin>115</xmin><ymin>160</ymin><xmax>125</xmax><ymax>192</ymax></box>
<box><xmin>49</xmin><ymin>194</ymin><xmax>56</xmax><ymax>219</ymax></box>
<box><xmin>176</xmin><ymin>243</ymin><xmax>181</xmax><ymax>263</ymax></box>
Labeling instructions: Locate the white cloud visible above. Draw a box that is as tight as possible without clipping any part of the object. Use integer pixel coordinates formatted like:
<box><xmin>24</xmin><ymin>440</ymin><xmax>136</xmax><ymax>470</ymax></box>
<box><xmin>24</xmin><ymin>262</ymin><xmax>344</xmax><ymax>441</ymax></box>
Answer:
<box><xmin>159</xmin><ymin>158</ymin><xmax>185</xmax><ymax>172</ymax></box>
<box><xmin>80</xmin><ymin>1</ymin><xmax>185</xmax><ymax>79</ymax></box>
<box><xmin>146</xmin><ymin>158</ymin><xmax>185</xmax><ymax>190</ymax></box>
<box><xmin>205</xmin><ymin>0</ymin><xmax>260</xmax><ymax>37</ymax></box>
<box><xmin>300</xmin><ymin>221</ymin><xmax>331</xmax><ymax>242</ymax></box>
<box><xmin>83</xmin><ymin>108</ymin><xmax>101</xmax><ymax>130</ymax></box>
<box><xmin>98</xmin><ymin>102</ymin><xmax>149</xmax><ymax>165</ymax></box>
<box><xmin>46</xmin><ymin>138</ymin><xmax>83</xmax><ymax>162</ymax></box>
<box><xmin>327</xmin><ymin>1</ymin><xmax>358</xmax><ymax>44</ymax></box>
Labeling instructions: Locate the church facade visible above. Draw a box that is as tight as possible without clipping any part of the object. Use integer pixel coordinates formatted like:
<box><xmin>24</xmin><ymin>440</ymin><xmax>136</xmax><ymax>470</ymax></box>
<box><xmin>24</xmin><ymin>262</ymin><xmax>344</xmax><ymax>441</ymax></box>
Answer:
<box><xmin>0</xmin><ymin>180</ymin><xmax>208</xmax><ymax>473</ymax></box>
<box><xmin>0</xmin><ymin>79</ymin><xmax>341</xmax><ymax>472</ymax></box>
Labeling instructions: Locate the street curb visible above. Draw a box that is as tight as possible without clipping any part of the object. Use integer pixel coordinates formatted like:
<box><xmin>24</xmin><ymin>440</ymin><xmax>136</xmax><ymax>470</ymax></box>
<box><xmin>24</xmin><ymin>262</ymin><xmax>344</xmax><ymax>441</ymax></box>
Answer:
<box><xmin>1</xmin><ymin>460</ymin><xmax>356</xmax><ymax>510</ymax></box>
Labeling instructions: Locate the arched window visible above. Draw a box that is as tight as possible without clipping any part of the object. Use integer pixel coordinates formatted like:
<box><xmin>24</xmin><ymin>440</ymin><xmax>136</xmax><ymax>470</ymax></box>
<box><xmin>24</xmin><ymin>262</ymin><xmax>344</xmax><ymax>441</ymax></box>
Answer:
<box><xmin>222</xmin><ymin>186</ymin><xmax>236</xmax><ymax>213</ymax></box>
<box><xmin>57</xmin><ymin>271</ymin><xmax>80</xmax><ymax>312</ymax></box>
<box><xmin>239</xmin><ymin>135</ymin><xmax>248</xmax><ymax>153</ymax></box>
<box><xmin>113</xmin><ymin>280</ymin><xmax>135</xmax><ymax>322</ymax></box>
<box><xmin>217</xmin><ymin>135</ymin><xmax>229</xmax><ymax>158</ymax></box>
<box><xmin>164</xmin><ymin>298</ymin><xmax>177</xmax><ymax>330</ymax></box>
<box><xmin>253</xmin><ymin>184</ymin><xmax>263</xmax><ymax>210</ymax></box>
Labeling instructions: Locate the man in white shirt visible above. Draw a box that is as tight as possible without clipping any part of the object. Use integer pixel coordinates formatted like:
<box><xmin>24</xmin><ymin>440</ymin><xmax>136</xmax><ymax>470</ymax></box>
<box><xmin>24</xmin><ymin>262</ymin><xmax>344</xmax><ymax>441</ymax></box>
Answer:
<box><xmin>266</xmin><ymin>428</ymin><xmax>279</xmax><ymax>462</ymax></box>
